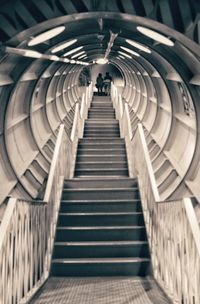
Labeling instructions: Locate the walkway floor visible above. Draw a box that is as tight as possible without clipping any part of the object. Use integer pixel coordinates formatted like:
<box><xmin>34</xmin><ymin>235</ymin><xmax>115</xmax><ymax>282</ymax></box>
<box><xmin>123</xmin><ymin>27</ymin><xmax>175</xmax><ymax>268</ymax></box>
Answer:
<box><xmin>30</xmin><ymin>277</ymin><xmax>172</xmax><ymax>304</ymax></box>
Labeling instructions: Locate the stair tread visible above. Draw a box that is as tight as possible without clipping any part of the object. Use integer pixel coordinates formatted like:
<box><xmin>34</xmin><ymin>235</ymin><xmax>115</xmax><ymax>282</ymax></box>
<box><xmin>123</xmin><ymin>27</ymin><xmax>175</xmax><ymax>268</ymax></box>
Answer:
<box><xmin>54</xmin><ymin>241</ymin><xmax>148</xmax><ymax>246</ymax></box>
<box><xmin>76</xmin><ymin>162</ymin><xmax>127</xmax><ymax>165</ymax></box>
<box><xmin>61</xmin><ymin>199</ymin><xmax>140</xmax><ymax>203</ymax></box>
<box><xmin>65</xmin><ymin>177</ymin><xmax>136</xmax><ymax>181</ymax></box>
<box><xmin>75</xmin><ymin>168</ymin><xmax>128</xmax><ymax>170</ymax></box>
<box><xmin>63</xmin><ymin>187</ymin><xmax>137</xmax><ymax>191</ymax></box>
<box><xmin>52</xmin><ymin>257</ymin><xmax>150</xmax><ymax>264</ymax></box>
<box><xmin>57</xmin><ymin>225</ymin><xmax>145</xmax><ymax>230</ymax></box>
<box><xmin>59</xmin><ymin>212</ymin><xmax>142</xmax><ymax>216</ymax></box>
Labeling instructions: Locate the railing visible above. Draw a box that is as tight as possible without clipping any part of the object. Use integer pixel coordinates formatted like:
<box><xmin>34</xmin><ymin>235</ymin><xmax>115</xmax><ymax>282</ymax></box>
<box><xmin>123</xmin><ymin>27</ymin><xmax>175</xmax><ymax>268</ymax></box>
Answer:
<box><xmin>0</xmin><ymin>84</ymin><xmax>93</xmax><ymax>304</ymax></box>
<box><xmin>111</xmin><ymin>83</ymin><xmax>200</xmax><ymax>304</ymax></box>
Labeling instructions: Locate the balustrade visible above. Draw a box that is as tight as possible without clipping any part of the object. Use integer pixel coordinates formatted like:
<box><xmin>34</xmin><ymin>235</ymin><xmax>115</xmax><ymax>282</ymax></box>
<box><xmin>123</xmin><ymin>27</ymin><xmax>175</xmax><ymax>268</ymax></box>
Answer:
<box><xmin>111</xmin><ymin>83</ymin><xmax>200</xmax><ymax>304</ymax></box>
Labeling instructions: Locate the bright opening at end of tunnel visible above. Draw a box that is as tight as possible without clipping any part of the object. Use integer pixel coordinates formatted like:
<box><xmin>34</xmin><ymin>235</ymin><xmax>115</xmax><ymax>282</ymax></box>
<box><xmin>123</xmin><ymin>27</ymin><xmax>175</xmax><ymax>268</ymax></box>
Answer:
<box><xmin>137</xmin><ymin>26</ymin><xmax>174</xmax><ymax>46</ymax></box>
<box><xmin>28</xmin><ymin>26</ymin><xmax>65</xmax><ymax>46</ymax></box>
<box><xmin>96</xmin><ymin>58</ymin><xmax>108</xmax><ymax>65</ymax></box>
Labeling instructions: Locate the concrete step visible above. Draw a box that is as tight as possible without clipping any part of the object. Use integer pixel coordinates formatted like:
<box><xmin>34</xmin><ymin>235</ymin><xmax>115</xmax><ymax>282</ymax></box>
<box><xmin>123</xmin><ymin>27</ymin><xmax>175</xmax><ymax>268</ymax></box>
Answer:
<box><xmin>77</xmin><ymin>148</ymin><xmax>126</xmax><ymax>155</ymax></box>
<box><xmin>84</xmin><ymin>129</ymin><xmax>120</xmax><ymax>134</ymax></box>
<box><xmin>79</xmin><ymin>138</ymin><xmax>125</xmax><ymax>143</ymax></box>
<box><xmin>62</xmin><ymin>188</ymin><xmax>139</xmax><ymax>200</ymax></box>
<box><xmin>76</xmin><ymin>155</ymin><xmax>127</xmax><ymax>162</ymax></box>
<box><xmin>89</xmin><ymin>108</ymin><xmax>115</xmax><ymax>112</ymax></box>
<box><xmin>60</xmin><ymin>199</ymin><xmax>141</xmax><ymax>213</ymax></box>
<box><xmin>58</xmin><ymin>212</ymin><xmax>144</xmax><ymax>226</ymax></box>
<box><xmin>84</xmin><ymin>126</ymin><xmax>120</xmax><ymax>131</ymax></box>
<box><xmin>78</xmin><ymin>143</ymin><xmax>125</xmax><ymax>149</ymax></box>
<box><xmin>53</xmin><ymin>241</ymin><xmax>149</xmax><ymax>259</ymax></box>
<box><xmin>55</xmin><ymin>226</ymin><xmax>147</xmax><ymax>242</ymax></box>
<box><xmin>75</xmin><ymin>161</ymin><xmax>127</xmax><ymax>170</ymax></box>
<box><xmin>83</xmin><ymin>133</ymin><xmax>120</xmax><ymax>138</ymax></box>
<box><xmin>74</xmin><ymin>168</ymin><xmax>129</xmax><ymax>176</ymax></box>
<box><xmin>51</xmin><ymin>257</ymin><xmax>151</xmax><ymax>277</ymax></box>
<box><xmin>63</xmin><ymin>177</ymin><xmax>136</xmax><ymax>188</ymax></box>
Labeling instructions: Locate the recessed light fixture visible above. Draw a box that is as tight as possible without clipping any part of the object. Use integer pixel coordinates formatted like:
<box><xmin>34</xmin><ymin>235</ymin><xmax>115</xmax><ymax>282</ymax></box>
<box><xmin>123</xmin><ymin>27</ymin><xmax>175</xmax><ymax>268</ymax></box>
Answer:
<box><xmin>28</xmin><ymin>26</ymin><xmax>65</xmax><ymax>46</ymax></box>
<box><xmin>49</xmin><ymin>55</ymin><xmax>60</xmax><ymax>61</ymax></box>
<box><xmin>126</xmin><ymin>39</ymin><xmax>151</xmax><ymax>53</ymax></box>
<box><xmin>78</xmin><ymin>54</ymin><xmax>87</xmax><ymax>59</ymax></box>
<box><xmin>23</xmin><ymin>50</ymin><xmax>42</xmax><ymax>58</ymax></box>
<box><xmin>71</xmin><ymin>51</ymin><xmax>85</xmax><ymax>59</ymax></box>
<box><xmin>120</xmin><ymin>46</ymin><xmax>140</xmax><ymax>57</ymax></box>
<box><xmin>51</xmin><ymin>39</ymin><xmax>77</xmax><ymax>53</ymax></box>
<box><xmin>64</xmin><ymin>58</ymin><xmax>70</xmax><ymax>63</ymax></box>
<box><xmin>70</xmin><ymin>59</ymin><xmax>76</xmax><ymax>64</ymax></box>
<box><xmin>118</xmin><ymin>55</ymin><xmax>125</xmax><ymax>59</ymax></box>
<box><xmin>137</xmin><ymin>26</ymin><xmax>174</xmax><ymax>46</ymax></box>
<box><xmin>96</xmin><ymin>58</ymin><xmax>108</xmax><ymax>65</ymax></box>
<box><xmin>118</xmin><ymin>51</ymin><xmax>132</xmax><ymax>59</ymax></box>
<box><xmin>63</xmin><ymin>46</ymin><xmax>83</xmax><ymax>57</ymax></box>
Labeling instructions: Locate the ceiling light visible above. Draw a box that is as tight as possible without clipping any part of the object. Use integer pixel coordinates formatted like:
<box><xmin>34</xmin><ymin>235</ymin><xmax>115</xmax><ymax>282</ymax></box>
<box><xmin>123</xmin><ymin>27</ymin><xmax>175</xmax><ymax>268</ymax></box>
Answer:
<box><xmin>64</xmin><ymin>58</ymin><xmax>70</xmax><ymax>63</ymax></box>
<box><xmin>70</xmin><ymin>59</ymin><xmax>76</xmax><ymax>64</ymax></box>
<box><xmin>28</xmin><ymin>26</ymin><xmax>65</xmax><ymax>46</ymax></box>
<box><xmin>63</xmin><ymin>46</ymin><xmax>83</xmax><ymax>57</ymax></box>
<box><xmin>51</xmin><ymin>39</ymin><xmax>77</xmax><ymax>53</ymax></box>
<box><xmin>78</xmin><ymin>54</ymin><xmax>87</xmax><ymax>59</ymax></box>
<box><xmin>118</xmin><ymin>51</ymin><xmax>132</xmax><ymax>59</ymax></box>
<box><xmin>126</xmin><ymin>39</ymin><xmax>151</xmax><ymax>53</ymax></box>
<box><xmin>71</xmin><ymin>51</ymin><xmax>85</xmax><ymax>59</ymax></box>
<box><xmin>23</xmin><ymin>50</ymin><xmax>42</xmax><ymax>58</ymax></box>
<box><xmin>49</xmin><ymin>55</ymin><xmax>59</xmax><ymax>61</ymax></box>
<box><xmin>120</xmin><ymin>46</ymin><xmax>140</xmax><ymax>57</ymax></box>
<box><xmin>118</xmin><ymin>55</ymin><xmax>125</xmax><ymax>59</ymax></box>
<box><xmin>137</xmin><ymin>26</ymin><xmax>174</xmax><ymax>46</ymax></box>
<box><xmin>96</xmin><ymin>58</ymin><xmax>108</xmax><ymax>65</ymax></box>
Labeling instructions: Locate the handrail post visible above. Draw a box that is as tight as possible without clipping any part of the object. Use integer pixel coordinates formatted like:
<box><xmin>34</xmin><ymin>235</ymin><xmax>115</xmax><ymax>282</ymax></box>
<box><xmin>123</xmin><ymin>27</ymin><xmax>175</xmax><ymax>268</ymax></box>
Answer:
<box><xmin>70</xmin><ymin>103</ymin><xmax>79</xmax><ymax>142</ymax></box>
<box><xmin>44</xmin><ymin>124</ymin><xmax>65</xmax><ymax>203</ymax></box>
<box><xmin>80</xmin><ymin>93</ymin><xmax>85</xmax><ymax>119</ymax></box>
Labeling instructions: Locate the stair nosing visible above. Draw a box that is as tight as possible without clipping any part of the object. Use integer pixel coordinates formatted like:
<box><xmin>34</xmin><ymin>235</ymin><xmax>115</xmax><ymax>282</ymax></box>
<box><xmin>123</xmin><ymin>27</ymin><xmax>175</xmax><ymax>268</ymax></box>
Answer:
<box><xmin>57</xmin><ymin>225</ymin><xmax>146</xmax><ymax>230</ymax></box>
<box><xmin>61</xmin><ymin>199</ymin><xmax>140</xmax><ymax>203</ymax></box>
<box><xmin>54</xmin><ymin>241</ymin><xmax>148</xmax><ymax>246</ymax></box>
<box><xmin>52</xmin><ymin>257</ymin><xmax>150</xmax><ymax>264</ymax></box>
<box><xmin>63</xmin><ymin>187</ymin><xmax>137</xmax><ymax>192</ymax></box>
<box><xmin>59</xmin><ymin>212</ymin><xmax>142</xmax><ymax>216</ymax></box>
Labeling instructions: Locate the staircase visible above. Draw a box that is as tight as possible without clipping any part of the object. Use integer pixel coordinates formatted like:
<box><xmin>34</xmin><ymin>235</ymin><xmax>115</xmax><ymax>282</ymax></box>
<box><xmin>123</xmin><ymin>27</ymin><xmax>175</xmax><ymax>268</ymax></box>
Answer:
<box><xmin>51</xmin><ymin>96</ymin><xmax>151</xmax><ymax>277</ymax></box>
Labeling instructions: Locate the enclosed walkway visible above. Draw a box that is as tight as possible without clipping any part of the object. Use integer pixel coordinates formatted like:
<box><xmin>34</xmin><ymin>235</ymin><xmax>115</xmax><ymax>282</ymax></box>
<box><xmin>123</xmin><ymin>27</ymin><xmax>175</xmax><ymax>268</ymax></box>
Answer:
<box><xmin>0</xmin><ymin>1</ymin><xmax>200</xmax><ymax>304</ymax></box>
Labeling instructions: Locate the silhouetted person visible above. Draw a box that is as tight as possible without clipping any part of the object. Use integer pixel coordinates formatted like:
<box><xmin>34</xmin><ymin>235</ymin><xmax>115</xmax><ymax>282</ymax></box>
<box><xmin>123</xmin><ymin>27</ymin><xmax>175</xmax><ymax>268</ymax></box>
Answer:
<box><xmin>96</xmin><ymin>73</ymin><xmax>104</xmax><ymax>95</ymax></box>
<box><xmin>104</xmin><ymin>72</ymin><xmax>112</xmax><ymax>96</ymax></box>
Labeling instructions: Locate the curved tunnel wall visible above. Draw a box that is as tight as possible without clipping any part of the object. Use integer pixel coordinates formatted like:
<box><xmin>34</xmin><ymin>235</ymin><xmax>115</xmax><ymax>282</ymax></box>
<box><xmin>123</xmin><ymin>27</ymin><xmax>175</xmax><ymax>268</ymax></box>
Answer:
<box><xmin>0</xmin><ymin>4</ymin><xmax>199</xmax><ymax>206</ymax></box>
<box><xmin>112</xmin><ymin>48</ymin><xmax>198</xmax><ymax>200</ymax></box>
<box><xmin>0</xmin><ymin>53</ymin><xmax>84</xmax><ymax>205</ymax></box>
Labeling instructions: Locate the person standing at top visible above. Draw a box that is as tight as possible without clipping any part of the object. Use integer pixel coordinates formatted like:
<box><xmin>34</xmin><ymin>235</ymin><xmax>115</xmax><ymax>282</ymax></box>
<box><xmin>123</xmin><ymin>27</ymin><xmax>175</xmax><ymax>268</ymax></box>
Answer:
<box><xmin>96</xmin><ymin>73</ymin><xmax>104</xmax><ymax>95</ymax></box>
<box><xmin>103</xmin><ymin>72</ymin><xmax>112</xmax><ymax>96</ymax></box>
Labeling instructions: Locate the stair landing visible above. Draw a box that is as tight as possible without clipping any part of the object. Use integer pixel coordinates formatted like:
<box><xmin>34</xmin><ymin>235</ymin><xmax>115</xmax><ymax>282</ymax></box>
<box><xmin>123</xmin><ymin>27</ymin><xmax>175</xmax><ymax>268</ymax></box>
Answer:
<box><xmin>30</xmin><ymin>277</ymin><xmax>172</xmax><ymax>304</ymax></box>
